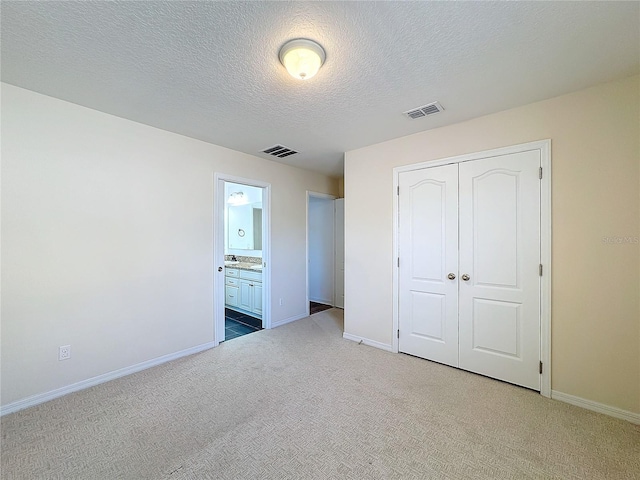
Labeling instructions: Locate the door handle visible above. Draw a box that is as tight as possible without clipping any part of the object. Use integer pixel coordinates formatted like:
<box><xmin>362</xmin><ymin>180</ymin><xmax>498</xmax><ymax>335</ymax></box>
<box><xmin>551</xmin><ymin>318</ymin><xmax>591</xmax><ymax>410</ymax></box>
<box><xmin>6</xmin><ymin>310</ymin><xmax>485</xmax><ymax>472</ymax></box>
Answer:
<box><xmin>447</xmin><ymin>273</ymin><xmax>456</xmax><ymax>280</ymax></box>
<box><xmin>218</xmin><ymin>267</ymin><xmax>223</xmax><ymax>272</ymax></box>
<box><xmin>461</xmin><ymin>274</ymin><xmax>470</xmax><ymax>281</ymax></box>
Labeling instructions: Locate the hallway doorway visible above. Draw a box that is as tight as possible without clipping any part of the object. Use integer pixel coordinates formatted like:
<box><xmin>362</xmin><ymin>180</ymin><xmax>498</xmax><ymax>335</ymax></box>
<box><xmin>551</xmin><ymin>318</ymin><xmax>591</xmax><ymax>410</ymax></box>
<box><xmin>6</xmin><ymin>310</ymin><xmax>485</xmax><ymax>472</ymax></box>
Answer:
<box><xmin>306</xmin><ymin>192</ymin><xmax>344</xmax><ymax>316</ymax></box>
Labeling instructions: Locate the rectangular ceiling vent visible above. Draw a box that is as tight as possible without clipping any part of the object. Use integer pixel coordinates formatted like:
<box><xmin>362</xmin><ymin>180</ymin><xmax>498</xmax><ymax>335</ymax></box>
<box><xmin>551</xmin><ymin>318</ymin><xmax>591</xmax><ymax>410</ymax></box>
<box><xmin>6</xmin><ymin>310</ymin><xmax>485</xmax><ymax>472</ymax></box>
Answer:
<box><xmin>261</xmin><ymin>144</ymin><xmax>299</xmax><ymax>158</ymax></box>
<box><xmin>404</xmin><ymin>101</ymin><xmax>444</xmax><ymax>119</ymax></box>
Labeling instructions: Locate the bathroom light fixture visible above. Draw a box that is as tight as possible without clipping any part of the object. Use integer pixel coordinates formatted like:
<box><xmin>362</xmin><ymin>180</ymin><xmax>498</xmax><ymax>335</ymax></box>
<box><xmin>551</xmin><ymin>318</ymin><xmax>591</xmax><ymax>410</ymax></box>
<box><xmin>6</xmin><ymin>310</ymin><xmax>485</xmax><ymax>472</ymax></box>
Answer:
<box><xmin>279</xmin><ymin>39</ymin><xmax>325</xmax><ymax>80</ymax></box>
<box><xmin>228</xmin><ymin>192</ymin><xmax>248</xmax><ymax>205</ymax></box>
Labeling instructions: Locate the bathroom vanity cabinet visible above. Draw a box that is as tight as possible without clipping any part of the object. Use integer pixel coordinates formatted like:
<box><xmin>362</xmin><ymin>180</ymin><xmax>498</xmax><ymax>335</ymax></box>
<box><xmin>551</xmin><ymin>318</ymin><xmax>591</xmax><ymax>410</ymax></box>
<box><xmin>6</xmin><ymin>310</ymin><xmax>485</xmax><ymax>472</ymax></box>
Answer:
<box><xmin>225</xmin><ymin>268</ymin><xmax>262</xmax><ymax>318</ymax></box>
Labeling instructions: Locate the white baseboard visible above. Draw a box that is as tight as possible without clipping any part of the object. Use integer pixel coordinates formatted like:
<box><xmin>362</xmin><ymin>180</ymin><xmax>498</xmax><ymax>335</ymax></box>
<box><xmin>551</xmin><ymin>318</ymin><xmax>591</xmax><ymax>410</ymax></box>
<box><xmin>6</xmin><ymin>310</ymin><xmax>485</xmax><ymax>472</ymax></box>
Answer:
<box><xmin>343</xmin><ymin>332</ymin><xmax>393</xmax><ymax>352</ymax></box>
<box><xmin>551</xmin><ymin>390</ymin><xmax>640</xmax><ymax>425</ymax></box>
<box><xmin>271</xmin><ymin>313</ymin><xmax>308</xmax><ymax>328</ymax></box>
<box><xmin>1</xmin><ymin>341</ymin><xmax>216</xmax><ymax>416</ymax></box>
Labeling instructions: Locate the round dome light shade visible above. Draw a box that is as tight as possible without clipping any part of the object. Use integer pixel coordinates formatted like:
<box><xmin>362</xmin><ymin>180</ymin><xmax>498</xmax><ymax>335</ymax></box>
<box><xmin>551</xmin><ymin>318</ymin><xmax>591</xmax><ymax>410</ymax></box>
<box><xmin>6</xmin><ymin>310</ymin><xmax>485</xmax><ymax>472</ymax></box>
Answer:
<box><xmin>279</xmin><ymin>39</ymin><xmax>326</xmax><ymax>81</ymax></box>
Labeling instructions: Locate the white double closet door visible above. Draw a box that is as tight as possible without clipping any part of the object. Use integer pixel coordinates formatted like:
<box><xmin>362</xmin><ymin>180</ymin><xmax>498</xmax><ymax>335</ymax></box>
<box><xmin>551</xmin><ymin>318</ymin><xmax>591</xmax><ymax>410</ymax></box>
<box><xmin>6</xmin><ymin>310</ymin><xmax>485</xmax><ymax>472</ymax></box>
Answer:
<box><xmin>398</xmin><ymin>150</ymin><xmax>541</xmax><ymax>390</ymax></box>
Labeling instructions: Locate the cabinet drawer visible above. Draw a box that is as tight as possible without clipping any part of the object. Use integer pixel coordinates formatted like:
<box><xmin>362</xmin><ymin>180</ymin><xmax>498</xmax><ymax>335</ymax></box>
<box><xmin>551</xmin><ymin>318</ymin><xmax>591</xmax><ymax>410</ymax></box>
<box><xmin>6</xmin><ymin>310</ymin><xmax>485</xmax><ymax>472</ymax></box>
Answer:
<box><xmin>225</xmin><ymin>277</ymin><xmax>239</xmax><ymax>287</ymax></box>
<box><xmin>225</xmin><ymin>285</ymin><xmax>239</xmax><ymax>307</ymax></box>
<box><xmin>239</xmin><ymin>270</ymin><xmax>262</xmax><ymax>282</ymax></box>
<box><xmin>225</xmin><ymin>268</ymin><xmax>239</xmax><ymax>277</ymax></box>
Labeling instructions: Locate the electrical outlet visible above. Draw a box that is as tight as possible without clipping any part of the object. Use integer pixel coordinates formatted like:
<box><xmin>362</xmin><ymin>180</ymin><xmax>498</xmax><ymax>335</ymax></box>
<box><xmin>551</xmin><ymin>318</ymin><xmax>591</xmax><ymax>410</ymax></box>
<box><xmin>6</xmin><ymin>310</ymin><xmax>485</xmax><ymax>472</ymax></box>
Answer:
<box><xmin>59</xmin><ymin>345</ymin><xmax>71</xmax><ymax>361</ymax></box>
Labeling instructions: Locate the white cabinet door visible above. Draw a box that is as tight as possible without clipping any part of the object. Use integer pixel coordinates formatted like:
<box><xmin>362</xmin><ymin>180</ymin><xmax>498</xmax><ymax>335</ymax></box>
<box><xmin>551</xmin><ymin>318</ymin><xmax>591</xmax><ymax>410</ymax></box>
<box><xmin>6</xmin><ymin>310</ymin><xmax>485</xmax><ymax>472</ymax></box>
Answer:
<box><xmin>398</xmin><ymin>164</ymin><xmax>459</xmax><ymax>367</ymax></box>
<box><xmin>458</xmin><ymin>151</ymin><xmax>541</xmax><ymax>390</ymax></box>
<box><xmin>252</xmin><ymin>283</ymin><xmax>263</xmax><ymax>315</ymax></box>
<box><xmin>239</xmin><ymin>280</ymin><xmax>252</xmax><ymax>311</ymax></box>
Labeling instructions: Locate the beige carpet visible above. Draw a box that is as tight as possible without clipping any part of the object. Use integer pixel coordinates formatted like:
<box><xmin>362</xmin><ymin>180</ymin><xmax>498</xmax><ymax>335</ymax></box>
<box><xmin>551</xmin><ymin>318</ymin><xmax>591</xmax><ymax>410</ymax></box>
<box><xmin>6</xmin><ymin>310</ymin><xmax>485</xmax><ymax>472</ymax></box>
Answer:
<box><xmin>1</xmin><ymin>309</ymin><xmax>639</xmax><ymax>479</ymax></box>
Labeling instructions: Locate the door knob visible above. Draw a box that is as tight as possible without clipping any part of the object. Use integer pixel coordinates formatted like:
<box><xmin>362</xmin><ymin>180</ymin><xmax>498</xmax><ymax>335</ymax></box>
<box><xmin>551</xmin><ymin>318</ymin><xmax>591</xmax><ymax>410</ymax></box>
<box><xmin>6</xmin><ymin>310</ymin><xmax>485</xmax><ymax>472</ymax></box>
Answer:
<box><xmin>447</xmin><ymin>273</ymin><xmax>456</xmax><ymax>280</ymax></box>
<box><xmin>218</xmin><ymin>267</ymin><xmax>223</xmax><ymax>272</ymax></box>
<box><xmin>461</xmin><ymin>274</ymin><xmax>470</xmax><ymax>281</ymax></box>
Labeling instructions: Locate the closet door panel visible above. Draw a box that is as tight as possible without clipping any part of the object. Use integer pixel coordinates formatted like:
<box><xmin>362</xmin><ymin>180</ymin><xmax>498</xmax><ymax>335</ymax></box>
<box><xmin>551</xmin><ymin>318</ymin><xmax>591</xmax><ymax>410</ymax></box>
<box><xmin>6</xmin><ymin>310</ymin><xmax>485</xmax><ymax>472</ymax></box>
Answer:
<box><xmin>398</xmin><ymin>164</ymin><xmax>459</xmax><ymax>367</ymax></box>
<box><xmin>458</xmin><ymin>151</ymin><xmax>541</xmax><ymax>390</ymax></box>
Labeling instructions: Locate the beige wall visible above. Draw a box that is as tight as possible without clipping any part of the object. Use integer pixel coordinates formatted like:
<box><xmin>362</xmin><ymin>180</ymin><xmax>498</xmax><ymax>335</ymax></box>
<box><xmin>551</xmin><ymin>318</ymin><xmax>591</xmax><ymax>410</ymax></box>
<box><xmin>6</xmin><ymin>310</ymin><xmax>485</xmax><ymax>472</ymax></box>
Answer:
<box><xmin>1</xmin><ymin>84</ymin><xmax>338</xmax><ymax>407</ymax></box>
<box><xmin>344</xmin><ymin>75</ymin><xmax>640</xmax><ymax>414</ymax></box>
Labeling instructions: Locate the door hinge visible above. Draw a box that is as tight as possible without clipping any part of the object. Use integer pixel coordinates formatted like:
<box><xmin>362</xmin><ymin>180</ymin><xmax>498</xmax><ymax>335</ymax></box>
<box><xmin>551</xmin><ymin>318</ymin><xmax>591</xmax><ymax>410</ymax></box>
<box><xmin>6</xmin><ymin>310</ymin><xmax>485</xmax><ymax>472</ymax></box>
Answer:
<box><xmin>539</xmin><ymin>167</ymin><xmax>543</xmax><ymax>179</ymax></box>
<box><xmin>539</xmin><ymin>361</ymin><xmax>543</xmax><ymax>374</ymax></box>
<box><xmin>397</xmin><ymin>257</ymin><xmax>400</xmax><ymax>268</ymax></box>
<box><xmin>397</xmin><ymin>329</ymin><xmax>400</xmax><ymax>339</ymax></box>
<box><xmin>397</xmin><ymin>186</ymin><xmax>400</xmax><ymax>195</ymax></box>
<box><xmin>539</xmin><ymin>264</ymin><xmax>543</xmax><ymax>276</ymax></box>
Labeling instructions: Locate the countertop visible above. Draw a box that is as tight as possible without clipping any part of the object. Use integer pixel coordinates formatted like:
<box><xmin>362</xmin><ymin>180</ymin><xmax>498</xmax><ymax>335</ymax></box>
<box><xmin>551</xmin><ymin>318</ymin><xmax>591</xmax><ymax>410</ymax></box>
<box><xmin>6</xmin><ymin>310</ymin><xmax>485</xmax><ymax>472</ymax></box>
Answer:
<box><xmin>225</xmin><ymin>262</ymin><xmax>262</xmax><ymax>271</ymax></box>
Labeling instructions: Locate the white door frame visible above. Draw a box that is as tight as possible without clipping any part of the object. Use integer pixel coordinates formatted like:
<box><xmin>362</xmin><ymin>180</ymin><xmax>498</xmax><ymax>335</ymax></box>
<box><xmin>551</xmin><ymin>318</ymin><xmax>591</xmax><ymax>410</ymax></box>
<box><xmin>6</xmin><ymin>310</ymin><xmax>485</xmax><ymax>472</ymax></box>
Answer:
<box><xmin>392</xmin><ymin>140</ymin><xmax>552</xmax><ymax>397</ymax></box>
<box><xmin>306</xmin><ymin>191</ymin><xmax>337</xmax><ymax>316</ymax></box>
<box><xmin>214</xmin><ymin>173</ymin><xmax>271</xmax><ymax>345</ymax></box>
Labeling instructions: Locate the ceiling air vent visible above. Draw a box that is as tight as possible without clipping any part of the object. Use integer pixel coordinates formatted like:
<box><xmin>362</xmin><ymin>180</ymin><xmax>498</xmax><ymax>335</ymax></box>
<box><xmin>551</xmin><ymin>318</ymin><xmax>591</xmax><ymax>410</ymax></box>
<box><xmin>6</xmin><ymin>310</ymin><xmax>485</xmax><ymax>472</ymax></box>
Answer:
<box><xmin>261</xmin><ymin>144</ymin><xmax>299</xmax><ymax>158</ymax></box>
<box><xmin>404</xmin><ymin>101</ymin><xmax>444</xmax><ymax>119</ymax></box>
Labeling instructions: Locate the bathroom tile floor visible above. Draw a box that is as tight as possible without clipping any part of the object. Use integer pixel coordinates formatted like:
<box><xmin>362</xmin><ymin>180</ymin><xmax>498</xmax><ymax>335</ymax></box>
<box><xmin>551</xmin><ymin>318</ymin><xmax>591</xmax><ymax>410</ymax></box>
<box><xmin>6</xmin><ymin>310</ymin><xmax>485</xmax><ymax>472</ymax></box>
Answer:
<box><xmin>225</xmin><ymin>309</ymin><xmax>262</xmax><ymax>341</ymax></box>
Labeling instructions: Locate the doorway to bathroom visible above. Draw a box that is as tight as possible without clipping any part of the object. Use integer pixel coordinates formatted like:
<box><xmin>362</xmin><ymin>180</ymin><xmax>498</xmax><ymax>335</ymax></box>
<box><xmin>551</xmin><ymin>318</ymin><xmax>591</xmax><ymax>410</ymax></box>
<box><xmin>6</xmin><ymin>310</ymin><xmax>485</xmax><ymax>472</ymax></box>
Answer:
<box><xmin>214</xmin><ymin>174</ymin><xmax>271</xmax><ymax>344</ymax></box>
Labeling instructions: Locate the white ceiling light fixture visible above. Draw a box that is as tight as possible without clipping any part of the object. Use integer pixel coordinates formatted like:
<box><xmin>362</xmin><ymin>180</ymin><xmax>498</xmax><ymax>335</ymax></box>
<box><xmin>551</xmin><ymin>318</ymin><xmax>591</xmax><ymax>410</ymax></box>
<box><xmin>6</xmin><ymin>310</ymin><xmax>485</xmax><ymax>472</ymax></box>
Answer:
<box><xmin>279</xmin><ymin>38</ymin><xmax>326</xmax><ymax>81</ymax></box>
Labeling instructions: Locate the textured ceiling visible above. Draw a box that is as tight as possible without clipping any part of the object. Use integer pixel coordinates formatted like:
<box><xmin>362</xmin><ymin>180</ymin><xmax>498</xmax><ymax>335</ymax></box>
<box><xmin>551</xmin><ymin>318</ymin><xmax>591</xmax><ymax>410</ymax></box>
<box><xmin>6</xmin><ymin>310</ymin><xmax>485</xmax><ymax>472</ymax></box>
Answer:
<box><xmin>2</xmin><ymin>1</ymin><xmax>639</xmax><ymax>177</ymax></box>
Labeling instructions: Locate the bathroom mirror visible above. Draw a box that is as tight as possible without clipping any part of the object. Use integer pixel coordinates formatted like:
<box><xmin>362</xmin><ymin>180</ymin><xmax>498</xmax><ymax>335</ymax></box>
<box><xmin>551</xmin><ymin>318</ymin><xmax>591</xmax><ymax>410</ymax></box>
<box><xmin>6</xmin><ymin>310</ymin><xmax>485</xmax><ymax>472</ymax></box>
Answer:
<box><xmin>228</xmin><ymin>202</ymin><xmax>262</xmax><ymax>250</ymax></box>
